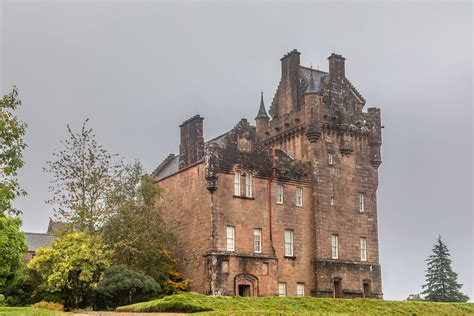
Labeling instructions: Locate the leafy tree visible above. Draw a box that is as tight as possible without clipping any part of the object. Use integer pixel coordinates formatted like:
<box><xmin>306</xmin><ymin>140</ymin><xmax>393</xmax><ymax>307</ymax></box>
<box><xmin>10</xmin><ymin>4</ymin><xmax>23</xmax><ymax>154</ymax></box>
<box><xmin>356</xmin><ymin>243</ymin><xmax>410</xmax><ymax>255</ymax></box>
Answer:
<box><xmin>44</xmin><ymin>119</ymin><xmax>123</xmax><ymax>231</ymax></box>
<box><xmin>421</xmin><ymin>236</ymin><xmax>469</xmax><ymax>302</ymax></box>
<box><xmin>28</xmin><ymin>232</ymin><xmax>111</xmax><ymax>309</ymax></box>
<box><xmin>95</xmin><ymin>265</ymin><xmax>160</xmax><ymax>309</ymax></box>
<box><xmin>0</xmin><ymin>216</ymin><xmax>27</xmax><ymax>293</ymax></box>
<box><xmin>0</xmin><ymin>87</ymin><xmax>27</xmax><ymax>216</ymax></box>
<box><xmin>102</xmin><ymin>161</ymin><xmax>175</xmax><ymax>283</ymax></box>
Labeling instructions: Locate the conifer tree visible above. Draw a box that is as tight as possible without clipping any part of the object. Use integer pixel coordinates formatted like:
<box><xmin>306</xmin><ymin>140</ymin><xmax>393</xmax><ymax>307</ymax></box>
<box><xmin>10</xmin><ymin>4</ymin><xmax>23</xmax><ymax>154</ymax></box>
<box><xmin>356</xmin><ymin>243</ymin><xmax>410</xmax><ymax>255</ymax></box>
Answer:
<box><xmin>422</xmin><ymin>236</ymin><xmax>469</xmax><ymax>302</ymax></box>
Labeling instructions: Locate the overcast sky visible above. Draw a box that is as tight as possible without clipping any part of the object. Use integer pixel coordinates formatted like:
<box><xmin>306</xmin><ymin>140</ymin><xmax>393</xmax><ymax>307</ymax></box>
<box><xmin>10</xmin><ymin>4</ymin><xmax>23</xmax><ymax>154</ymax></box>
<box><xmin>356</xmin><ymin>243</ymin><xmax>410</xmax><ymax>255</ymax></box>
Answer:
<box><xmin>1</xmin><ymin>0</ymin><xmax>472</xmax><ymax>301</ymax></box>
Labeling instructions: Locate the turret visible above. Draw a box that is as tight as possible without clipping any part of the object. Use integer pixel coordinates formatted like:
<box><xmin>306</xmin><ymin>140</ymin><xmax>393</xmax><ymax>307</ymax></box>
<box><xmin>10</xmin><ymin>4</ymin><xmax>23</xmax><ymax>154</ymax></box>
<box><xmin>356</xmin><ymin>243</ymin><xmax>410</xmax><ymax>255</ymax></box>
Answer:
<box><xmin>255</xmin><ymin>92</ymin><xmax>269</xmax><ymax>140</ymax></box>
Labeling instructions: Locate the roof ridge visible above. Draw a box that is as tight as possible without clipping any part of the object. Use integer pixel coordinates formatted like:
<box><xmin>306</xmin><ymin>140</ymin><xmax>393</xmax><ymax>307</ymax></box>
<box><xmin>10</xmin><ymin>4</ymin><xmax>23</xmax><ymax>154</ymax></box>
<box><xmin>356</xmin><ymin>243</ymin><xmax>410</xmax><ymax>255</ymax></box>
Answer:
<box><xmin>300</xmin><ymin>65</ymin><xmax>328</xmax><ymax>74</ymax></box>
<box><xmin>152</xmin><ymin>153</ymin><xmax>176</xmax><ymax>177</ymax></box>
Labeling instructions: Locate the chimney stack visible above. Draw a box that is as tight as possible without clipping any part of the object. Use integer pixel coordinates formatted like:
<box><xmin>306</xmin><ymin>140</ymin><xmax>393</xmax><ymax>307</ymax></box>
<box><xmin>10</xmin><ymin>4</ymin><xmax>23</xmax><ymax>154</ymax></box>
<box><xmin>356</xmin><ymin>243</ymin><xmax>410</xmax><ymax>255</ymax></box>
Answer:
<box><xmin>179</xmin><ymin>115</ymin><xmax>204</xmax><ymax>169</ymax></box>
<box><xmin>328</xmin><ymin>53</ymin><xmax>346</xmax><ymax>78</ymax></box>
<box><xmin>281</xmin><ymin>49</ymin><xmax>301</xmax><ymax>81</ymax></box>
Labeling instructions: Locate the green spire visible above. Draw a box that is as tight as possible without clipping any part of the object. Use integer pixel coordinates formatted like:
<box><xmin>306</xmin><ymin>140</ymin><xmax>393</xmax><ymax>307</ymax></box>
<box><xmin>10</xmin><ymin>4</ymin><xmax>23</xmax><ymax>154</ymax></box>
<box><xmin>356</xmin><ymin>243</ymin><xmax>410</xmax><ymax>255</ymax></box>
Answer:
<box><xmin>256</xmin><ymin>91</ymin><xmax>269</xmax><ymax>119</ymax></box>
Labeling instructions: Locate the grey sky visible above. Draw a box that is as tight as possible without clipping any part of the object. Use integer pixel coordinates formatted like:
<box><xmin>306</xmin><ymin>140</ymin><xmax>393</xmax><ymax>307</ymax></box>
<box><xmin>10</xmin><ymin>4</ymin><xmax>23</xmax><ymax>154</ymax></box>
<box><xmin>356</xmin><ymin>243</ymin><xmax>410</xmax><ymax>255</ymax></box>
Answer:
<box><xmin>1</xmin><ymin>0</ymin><xmax>472</xmax><ymax>301</ymax></box>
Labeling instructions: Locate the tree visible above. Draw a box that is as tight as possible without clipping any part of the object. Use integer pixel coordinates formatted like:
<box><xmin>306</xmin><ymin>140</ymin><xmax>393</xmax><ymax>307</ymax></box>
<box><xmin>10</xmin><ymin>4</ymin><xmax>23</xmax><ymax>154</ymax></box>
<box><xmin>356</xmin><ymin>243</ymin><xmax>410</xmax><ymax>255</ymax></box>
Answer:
<box><xmin>101</xmin><ymin>161</ymin><xmax>175</xmax><ymax>283</ymax></box>
<box><xmin>421</xmin><ymin>236</ymin><xmax>469</xmax><ymax>302</ymax></box>
<box><xmin>0</xmin><ymin>216</ymin><xmax>27</xmax><ymax>293</ymax></box>
<box><xmin>95</xmin><ymin>265</ymin><xmax>160</xmax><ymax>309</ymax></box>
<box><xmin>28</xmin><ymin>232</ymin><xmax>111</xmax><ymax>309</ymax></box>
<box><xmin>0</xmin><ymin>87</ymin><xmax>27</xmax><ymax>216</ymax></box>
<box><xmin>44</xmin><ymin>119</ymin><xmax>123</xmax><ymax>231</ymax></box>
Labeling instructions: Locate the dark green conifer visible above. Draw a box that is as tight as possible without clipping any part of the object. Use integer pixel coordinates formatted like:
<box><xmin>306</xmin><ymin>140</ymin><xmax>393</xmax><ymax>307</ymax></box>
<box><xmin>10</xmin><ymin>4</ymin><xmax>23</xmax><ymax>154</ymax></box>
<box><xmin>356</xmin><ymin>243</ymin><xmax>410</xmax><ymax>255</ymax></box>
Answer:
<box><xmin>422</xmin><ymin>236</ymin><xmax>469</xmax><ymax>302</ymax></box>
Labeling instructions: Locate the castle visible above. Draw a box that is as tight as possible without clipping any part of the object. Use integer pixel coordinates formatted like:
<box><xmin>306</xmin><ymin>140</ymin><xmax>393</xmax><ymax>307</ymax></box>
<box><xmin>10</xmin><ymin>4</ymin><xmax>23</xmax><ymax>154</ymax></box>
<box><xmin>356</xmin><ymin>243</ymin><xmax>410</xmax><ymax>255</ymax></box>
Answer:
<box><xmin>153</xmin><ymin>50</ymin><xmax>383</xmax><ymax>298</ymax></box>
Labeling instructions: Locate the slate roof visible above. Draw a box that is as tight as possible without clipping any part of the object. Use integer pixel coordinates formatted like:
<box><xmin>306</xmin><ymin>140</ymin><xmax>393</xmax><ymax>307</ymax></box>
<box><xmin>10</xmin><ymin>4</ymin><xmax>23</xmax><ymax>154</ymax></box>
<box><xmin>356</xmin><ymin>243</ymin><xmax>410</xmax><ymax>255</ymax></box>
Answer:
<box><xmin>300</xmin><ymin>66</ymin><xmax>327</xmax><ymax>94</ymax></box>
<box><xmin>153</xmin><ymin>131</ymin><xmax>230</xmax><ymax>180</ymax></box>
<box><xmin>24</xmin><ymin>233</ymin><xmax>54</xmax><ymax>252</ymax></box>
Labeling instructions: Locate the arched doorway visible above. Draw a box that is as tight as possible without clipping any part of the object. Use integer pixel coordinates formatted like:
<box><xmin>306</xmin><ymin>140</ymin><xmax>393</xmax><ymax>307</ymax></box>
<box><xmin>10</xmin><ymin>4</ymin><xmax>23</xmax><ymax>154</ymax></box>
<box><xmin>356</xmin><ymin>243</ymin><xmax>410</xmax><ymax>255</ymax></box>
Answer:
<box><xmin>234</xmin><ymin>274</ymin><xmax>259</xmax><ymax>296</ymax></box>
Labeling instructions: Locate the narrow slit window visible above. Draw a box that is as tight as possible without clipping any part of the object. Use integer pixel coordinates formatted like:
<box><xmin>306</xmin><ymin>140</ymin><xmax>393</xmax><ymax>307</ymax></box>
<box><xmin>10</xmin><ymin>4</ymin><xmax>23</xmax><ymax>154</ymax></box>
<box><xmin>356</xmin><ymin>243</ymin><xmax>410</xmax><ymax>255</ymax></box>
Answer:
<box><xmin>226</xmin><ymin>226</ymin><xmax>235</xmax><ymax>251</ymax></box>
<box><xmin>245</xmin><ymin>172</ymin><xmax>253</xmax><ymax>198</ymax></box>
<box><xmin>359</xmin><ymin>192</ymin><xmax>365</xmax><ymax>212</ymax></box>
<box><xmin>253</xmin><ymin>228</ymin><xmax>262</xmax><ymax>253</ymax></box>
<box><xmin>234</xmin><ymin>172</ymin><xmax>241</xmax><ymax>196</ymax></box>
<box><xmin>296</xmin><ymin>187</ymin><xmax>303</xmax><ymax>206</ymax></box>
<box><xmin>360</xmin><ymin>237</ymin><xmax>367</xmax><ymax>262</ymax></box>
<box><xmin>284</xmin><ymin>230</ymin><xmax>294</xmax><ymax>257</ymax></box>
<box><xmin>331</xmin><ymin>234</ymin><xmax>339</xmax><ymax>259</ymax></box>
<box><xmin>330</xmin><ymin>196</ymin><xmax>335</xmax><ymax>206</ymax></box>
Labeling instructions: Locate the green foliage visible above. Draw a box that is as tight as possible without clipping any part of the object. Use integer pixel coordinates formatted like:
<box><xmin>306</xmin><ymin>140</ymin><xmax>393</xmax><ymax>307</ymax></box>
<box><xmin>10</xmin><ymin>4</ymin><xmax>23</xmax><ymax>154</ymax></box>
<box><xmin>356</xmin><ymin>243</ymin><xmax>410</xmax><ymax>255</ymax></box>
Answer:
<box><xmin>31</xmin><ymin>301</ymin><xmax>64</xmax><ymax>311</ymax></box>
<box><xmin>163</xmin><ymin>271</ymin><xmax>191</xmax><ymax>295</ymax></box>
<box><xmin>2</xmin><ymin>266</ymin><xmax>37</xmax><ymax>306</ymax></box>
<box><xmin>117</xmin><ymin>292</ymin><xmax>474</xmax><ymax>315</ymax></box>
<box><xmin>44</xmin><ymin>119</ymin><xmax>123</xmax><ymax>231</ymax></box>
<box><xmin>95</xmin><ymin>265</ymin><xmax>160</xmax><ymax>309</ymax></box>
<box><xmin>0</xmin><ymin>87</ymin><xmax>27</xmax><ymax>217</ymax></box>
<box><xmin>101</xmin><ymin>162</ymin><xmax>175</xmax><ymax>283</ymax></box>
<box><xmin>406</xmin><ymin>293</ymin><xmax>424</xmax><ymax>301</ymax></box>
<box><xmin>0</xmin><ymin>216</ymin><xmax>27</xmax><ymax>293</ymax></box>
<box><xmin>0</xmin><ymin>295</ymin><xmax>4</xmax><ymax>306</ymax></box>
<box><xmin>422</xmin><ymin>236</ymin><xmax>469</xmax><ymax>302</ymax></box>
<box><xmin>28</xmin><ymin>232</ymin><xmax>111</xmax><ymax>309</ymax></box>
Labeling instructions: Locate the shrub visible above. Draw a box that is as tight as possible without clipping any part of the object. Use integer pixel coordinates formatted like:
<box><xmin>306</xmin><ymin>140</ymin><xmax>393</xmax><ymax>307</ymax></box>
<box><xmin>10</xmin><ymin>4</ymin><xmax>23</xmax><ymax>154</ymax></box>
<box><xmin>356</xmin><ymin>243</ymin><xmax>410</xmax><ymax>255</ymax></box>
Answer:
<box><xmin>95</xmin><ymin>266</ymin><xmax>160</xmax><ymax>309</ymax></box>
<box><xmin>28</xmin><ymin>232</ymin><xmax>111</xmax><ymax>310</ymax></box>
<box><xmin>0</xmin><ymin>294</ymin><xmax>5</xmax><ymax>306</ymax></box>
<box><xmin>31</xmin><ymin>301</ymin><xmax>64</xmax><ymax>311</ymax></box>
<box><xmin>162</xmin><ymin>271</ymin><xmax>191</xmax><ymax>295</ymax></box>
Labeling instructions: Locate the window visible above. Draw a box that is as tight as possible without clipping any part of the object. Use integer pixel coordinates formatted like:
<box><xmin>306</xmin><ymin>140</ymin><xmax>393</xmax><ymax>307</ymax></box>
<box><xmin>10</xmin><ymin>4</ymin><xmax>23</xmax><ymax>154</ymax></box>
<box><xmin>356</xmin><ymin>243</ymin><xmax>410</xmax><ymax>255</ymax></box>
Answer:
<box><xmin>331</xmin><ymin>234</ymin><xmax>339</xmax><ymax>259</ymax></box>
<box><xmin>253</xmin><ymin>228</ymin><xmax>262</xmax><ymax>253</ymax></box>
<box><xmin>234</xmin><ymin>172</ymin><xmax>241</xmax><ymax>196</ymax></box>
<box><xmin>245</xmin><ymin>172</ymin><xmax>253</xmax><ymax>197</ymax></box>
<box><xmin>296</xmin><ymin>283</ymin><xmax>305</xmax><ymax>297</ymax></box>
<box><xmin>226</xmin><ymin>226</ymin><xmax>235</xmax><ymax>251</ymax></box>
<box><xmin>330</xmin><ymin>196</ymin><xmax>335</xmax><ymax>206</ymax></box>
<box><xmin>360</xmin><ymin>237</ymin><xmax>367</xmax><ymax>261</ymax></box>
<box><xmin>359</xmin><ymin>193</ymin><xmax>365</xmax><ymax>212</ymax></box>
<box><xmin>284</xmin><ymin>230</ymin><xmax>294</xmax><ymax>256</ymax></box>
<box><xmin>328</xmin><ymin>153</ymin><xmax>334</xmax><ymax>165</ymax></box>
<box><xmin>278</xmin><ymin>282</ymin><xmax>287</xmax><ymax>296</ymax></box>
<box><xmin>276</xmin><ymin>184</ymin><xmax>284</xmax><ymax>204</ymax></box>
<box><xmin>295</xmin><ymin>187</ymin><xmax>303</xmax><ymax>206</ymax></box>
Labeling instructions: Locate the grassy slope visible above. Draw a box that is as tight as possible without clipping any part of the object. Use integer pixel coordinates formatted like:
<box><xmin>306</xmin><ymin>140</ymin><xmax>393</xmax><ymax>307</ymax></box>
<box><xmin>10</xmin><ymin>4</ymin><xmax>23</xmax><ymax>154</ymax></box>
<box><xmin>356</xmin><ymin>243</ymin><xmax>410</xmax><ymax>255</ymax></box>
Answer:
<box><xmin>117</xmin><ymin>292</ymin><xmax>474</xmax><ymax>315</ymax></box>
<box><xmin>0</xmin><ymin>307</ymin><xmax>61</xmax><ymax>316</ymax></box>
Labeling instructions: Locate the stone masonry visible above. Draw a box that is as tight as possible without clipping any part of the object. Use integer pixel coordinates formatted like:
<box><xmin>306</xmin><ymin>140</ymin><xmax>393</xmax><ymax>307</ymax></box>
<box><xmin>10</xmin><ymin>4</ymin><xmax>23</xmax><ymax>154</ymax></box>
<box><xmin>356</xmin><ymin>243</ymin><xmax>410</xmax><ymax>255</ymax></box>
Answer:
<box><xmin>153</xmin><ymin>50</ymin><xmax>383</xmax><ymax>298</ymax></box>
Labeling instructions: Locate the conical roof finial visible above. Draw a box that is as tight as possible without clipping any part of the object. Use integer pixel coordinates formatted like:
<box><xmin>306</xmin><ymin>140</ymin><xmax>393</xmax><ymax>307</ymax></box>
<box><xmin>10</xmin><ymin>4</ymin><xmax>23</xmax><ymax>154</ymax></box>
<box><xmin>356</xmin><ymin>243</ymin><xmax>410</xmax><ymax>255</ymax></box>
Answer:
<box><xmin>255</xmin><ymin>91</ymin><xmax>269</xmax><ymax>119</ymax></box>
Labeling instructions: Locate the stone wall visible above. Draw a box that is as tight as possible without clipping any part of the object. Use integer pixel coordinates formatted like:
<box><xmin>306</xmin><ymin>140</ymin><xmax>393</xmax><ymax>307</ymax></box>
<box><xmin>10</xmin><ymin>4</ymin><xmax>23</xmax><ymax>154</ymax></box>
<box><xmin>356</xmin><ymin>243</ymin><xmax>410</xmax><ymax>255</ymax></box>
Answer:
<box><xmin>158</xmin><ymin>162</ymin><xmax>211</xmax><ymax>293</ymax></box>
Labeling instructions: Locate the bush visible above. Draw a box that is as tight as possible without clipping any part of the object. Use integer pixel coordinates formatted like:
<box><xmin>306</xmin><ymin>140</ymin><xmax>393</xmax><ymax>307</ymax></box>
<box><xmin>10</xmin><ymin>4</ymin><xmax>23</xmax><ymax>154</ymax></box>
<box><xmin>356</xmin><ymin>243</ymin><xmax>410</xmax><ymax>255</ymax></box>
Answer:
<box><xmin>28</xmin><ymin>232</ymin><xmax>111</xmax><ymax>310</ymax></box>
<box><xmin>162</xmin><ymin>271</ymin><xmax>191</xmax><ymax>295</ymax></box>
<box><xmin>95</xmin><ymin>266</ymin><xmax>160</xmax><ymax>309</ymax></box>
<box><xmin>0</xmin><ymin>294</ymin><xmax>5</xmax><ymax>306</ymax></box>
<box><xmin>31</xmin><ymin>301</ymin><xmax>64</xmax><ymax>311</ymax></box>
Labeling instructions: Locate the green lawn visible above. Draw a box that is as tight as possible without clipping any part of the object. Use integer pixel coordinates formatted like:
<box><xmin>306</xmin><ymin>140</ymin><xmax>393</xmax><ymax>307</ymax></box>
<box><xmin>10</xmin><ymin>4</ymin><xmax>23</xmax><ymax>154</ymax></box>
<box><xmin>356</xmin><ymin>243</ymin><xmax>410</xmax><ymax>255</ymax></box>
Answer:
<box><xmin>0</xmin><ymin>307</ymin><xmax>61</xmax><ymax>316</ymax></box>
<box><xmin>117</xmin><ymin>292</ymin><xmax>474</xmax><ymax>315</ymax></box>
